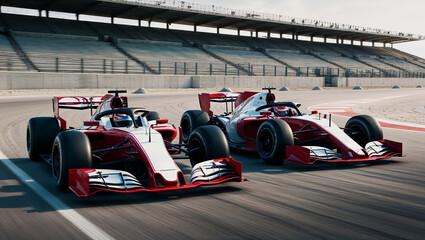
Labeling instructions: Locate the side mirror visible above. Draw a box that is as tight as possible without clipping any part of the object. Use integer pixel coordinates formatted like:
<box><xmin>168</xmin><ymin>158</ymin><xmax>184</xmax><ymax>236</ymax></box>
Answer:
<box><xmin>156</xmin><ymin>119</ymin><xmax>168</xmax><ymax>124</ymax></box>
<box><xmin>84</xmin><ymin>121</ymin><xmax>100</xmax><ymax>127</ymax></box>
<box><xmin>260</xmin><ymin>111</ymin><xmax>272</xmax><ymax>116</ymax></box>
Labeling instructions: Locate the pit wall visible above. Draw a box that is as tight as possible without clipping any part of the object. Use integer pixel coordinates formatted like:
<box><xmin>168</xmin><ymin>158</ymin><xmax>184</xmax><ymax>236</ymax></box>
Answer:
<box><xmin>333</xmin><ymin>77</ymin><xmax>425</xmax><ymax>87</ymax></box>
<box><xmin>0</xmin><ymin>72</ymin><xmax>325</xmax><ymax>90</ymax></box>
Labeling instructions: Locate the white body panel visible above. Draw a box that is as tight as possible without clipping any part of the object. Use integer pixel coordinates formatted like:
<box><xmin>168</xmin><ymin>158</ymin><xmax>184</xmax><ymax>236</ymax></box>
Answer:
<box><xmin>223</xmin><ymin>92</ymin><xmax>364</xmax><ymax>154</ymax></box>
<box><xmin>92</xmin><ymin>115</ymin><xmax>181</xmax><ymax>183</ymax></box>
<box><xmin>296</xmin><ymin>115</ymin><xmax>365</xmax><ymax>155</ymax></box>
<box><xmin>227</xmin><ymin>92</ymin><xmax>268</xmax><ymax>144</ymax></box>
<box><xmin>125</xmin><ymin>126</ymin><xmax>180</xmax><ymax>182</ymax></box>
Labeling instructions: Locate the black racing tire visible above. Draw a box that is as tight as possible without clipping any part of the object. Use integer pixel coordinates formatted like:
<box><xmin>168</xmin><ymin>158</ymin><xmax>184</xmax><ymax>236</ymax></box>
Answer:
<box><xmin>51</xmin><ymin>131</ymin><xmax>92</xmax><ymax>191</ymax></box>
<box><xmin>180</xmin><ymin>110</ymin><xmax>210</xmax><ymax>143</ymax></box>
<box><xmin>188</xmin><ymin>125</ymin><xmax>230</xmax><ymax>167</ymax></box>
<box><xmin>345</xmin><ymin>114</ymin><xmax>383</xmax><ymax>147</ymax></box>
<box><xmin>146</xmin><ymin>111</ymin><xmax>161</xmax><ymax>121</ymax></box>
<box><xmin>27</xmin><ymin>117</ymin><xmax>60</xmax><ymax>161</ymax></box>
<box><xmin>257</xmin><ymin>119</ymin><xmax>294</xmax><ymax>165</ymax></box>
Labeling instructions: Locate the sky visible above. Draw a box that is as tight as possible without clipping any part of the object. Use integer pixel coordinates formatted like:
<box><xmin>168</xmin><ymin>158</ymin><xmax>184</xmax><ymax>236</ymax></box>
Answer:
<box><xmin>187</xmin><ymin>0</ymin><xmax>425</xmax><ymax>58</ymax></box>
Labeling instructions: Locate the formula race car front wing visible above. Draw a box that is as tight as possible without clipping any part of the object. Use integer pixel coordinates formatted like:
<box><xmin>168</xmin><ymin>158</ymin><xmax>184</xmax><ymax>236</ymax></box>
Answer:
<box><xmin>69</xmin><ymin>158</ymin><xmax>244</xmax><ymax>197</ymax></box>
<box><xmin>285</xmin><ymin>139</ymin><xmax>403</xmax><ymax>165</ymax></box>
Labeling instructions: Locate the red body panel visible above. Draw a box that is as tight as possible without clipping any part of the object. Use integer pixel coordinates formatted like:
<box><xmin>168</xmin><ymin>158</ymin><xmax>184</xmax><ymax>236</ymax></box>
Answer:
<box><xmin>46</xmin><ymin>91</ymin><xmax>246</xmax><ymax>197</ymax></box>
<box><xmin>234</xmin><ymin>116</ymin><xmax>403</xmax><ymax>163</ymax></box>
<box><xmin>235</xmin><ymin>91</ymin><xmax>258</xmax><ymax>108</ymax></box>
<box><xmin>198</xmin><ymin>92</ymin><xmax>243</xmax><ymax>117</ymax></box>
<box><xmin>199</xmin><ymin>93</ymin><xmax>213</xmax><ymax>116</ymax></box>
<box><xmin>236</xmin><ymin>117</ymin><xmax>269</xmax><ymax>149</ymax></box>
<box><xmin>197</xmin><ymin>90</ymin><xmax>404</xmax><ymax>165</ymax></box>
<box><xmin>87</xmin><ymin>128</ymin><xmax>160</xmax><ymax>189</ymax></box>
<box><xmin>151</xmin><ymin>124</ymin><xmax>178</xmax><ymax>143</ymax></box>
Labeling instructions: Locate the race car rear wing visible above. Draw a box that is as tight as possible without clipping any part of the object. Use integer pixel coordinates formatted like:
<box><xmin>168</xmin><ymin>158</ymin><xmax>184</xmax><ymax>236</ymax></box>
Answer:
<box><xmin>199</xmin><ymin>92</ymin><xmax>259</xmax><ymax>116</ymax></box>
<box><xmin>52</xmin><ymin>96</ymin><xmax>102</xmax><ymax>129</ymax></box>
<box><xmin>56</xmin><ymin>96</ymin><xmax>103</xmax><ymax>109</ymax></box>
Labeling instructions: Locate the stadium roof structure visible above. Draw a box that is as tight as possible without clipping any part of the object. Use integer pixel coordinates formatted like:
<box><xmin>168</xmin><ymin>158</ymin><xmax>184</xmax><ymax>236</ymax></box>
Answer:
<box><xmin>1</xmin><ymin>0</ymin><xmax>424</xmax><ymax>44</ymax></box>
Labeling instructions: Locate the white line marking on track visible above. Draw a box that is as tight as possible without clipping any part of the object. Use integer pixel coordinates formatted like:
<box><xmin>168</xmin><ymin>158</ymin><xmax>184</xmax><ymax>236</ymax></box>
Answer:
<box><xmin>374</xmin><ymin>117</ymin><xmax>425</xmax><ymax>129</ymax></box>
<box><xmin>317</xmin><ymin>110</ymin><xmax>347</xmax><ymax>112</ymax></box>
<box><xmin>312</xmin><ymin>107</ymin><xmax>350</xmax><ymax>109</ymax></box>
<box><xmin>307</xmin><ymin>95</ymin><xmax>425</xmax><ymax>133</ymax></box>
<box><xmin>0</xmin><ymin>151</ymin><xmax>115</xmax><ymax>240</ymax></box>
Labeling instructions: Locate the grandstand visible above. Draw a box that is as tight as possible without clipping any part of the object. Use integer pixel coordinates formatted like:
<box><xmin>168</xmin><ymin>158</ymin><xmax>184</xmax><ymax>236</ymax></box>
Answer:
<box><xmin>0</xmin><ymin>0</ymin><xmax>424</xmax><ymax>80</ymax></box>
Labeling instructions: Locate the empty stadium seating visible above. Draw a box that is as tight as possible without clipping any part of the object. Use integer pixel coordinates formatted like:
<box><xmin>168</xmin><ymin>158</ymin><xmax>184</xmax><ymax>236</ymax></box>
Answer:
<box><xmin>243</xmin><ymin>37</ymin><xmax>302</xmax><ymax>52</ymax></box>
<box><xmin>0</xmin><ymin>13</ymin><xmax>423</xmax><ymax>77</ymax></box>
<box><xmin>121</xmin><ymin>26</ymin><xmax>182</xmax><ymax>42</ymax></box>
<box><xmin>357</xmin><ymin>57</ymin><xmax>399</xmax><ymax>72</ymax></box>
<box><xmin>2</xmin><ymin>14</ymin><xmax>54</xmax><ymax>34</ymax></box>
<box><xmin>44</xmin><ymin>18</ymin><xmax>99</xmax><ymax>37</ymax></box>
<box><xmin>205</xmin><ymin>46</ymin><xmax>282</xmax><ymax>74</ymax></box>
<box><xmin>174</xmin><ymin>30</ymin><xmax>250</xmax><ymax>47</ymax></box>
<box><xmin>0</xmin><ymin>35</ymin><xmax>28</xmax><ymax>71</ymax></box>
<box><xmin>118</xmin><ymin>41</ymin><xmax>232</xmax><ymax>75</ymax></box>
<box><xmin>14</xmin><ymin>35</ymin><xmax>143</xmax><ymax>73</ymax></box>
<box><xmin>383</xmin><ymin>58</ymin><xmax>424</xmax><ymax>72</ymax></box>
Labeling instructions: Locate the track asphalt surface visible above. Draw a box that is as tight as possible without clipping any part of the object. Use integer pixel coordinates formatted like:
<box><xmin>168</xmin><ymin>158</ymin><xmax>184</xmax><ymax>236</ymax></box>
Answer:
<box><xmin>1</xmin><ymin>88</ymin><xmax>424</xmax><ymax>239</ymax></box>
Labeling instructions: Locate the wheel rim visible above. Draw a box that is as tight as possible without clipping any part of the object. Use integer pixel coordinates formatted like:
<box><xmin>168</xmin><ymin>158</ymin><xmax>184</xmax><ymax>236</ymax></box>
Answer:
<box><xmin>52</xmin><ymin>146</ymin><xmax>61</xmax><ymax>180</ymax></box>
<box><xmin>259</xmin><ymin>128</ymin><xmax>274</xmax><ymax>156</ymax></box>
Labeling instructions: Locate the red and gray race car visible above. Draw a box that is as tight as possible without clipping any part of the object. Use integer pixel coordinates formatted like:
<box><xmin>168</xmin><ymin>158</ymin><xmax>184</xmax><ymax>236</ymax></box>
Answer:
<box><xmin>180</xmin><ymin>88</ymin><xmax>403</xmax><ymax>165</ymax></box>
<box><xmin>27</xmin><ymin>90</ymin><xmax>243</xmax><ymax>197</ymax></box>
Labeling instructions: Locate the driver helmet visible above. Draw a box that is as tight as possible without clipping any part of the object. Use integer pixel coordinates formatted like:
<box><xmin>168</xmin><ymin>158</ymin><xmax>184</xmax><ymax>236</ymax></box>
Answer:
<box><xmin>273</xmin><ymin>106</ymin><xmax>289</xmax><ymax>116</ymax></box>
<box><xmin>112</xmin><ymin>114</ymin><xmax>132</xmax><ymax>127</ymax></box>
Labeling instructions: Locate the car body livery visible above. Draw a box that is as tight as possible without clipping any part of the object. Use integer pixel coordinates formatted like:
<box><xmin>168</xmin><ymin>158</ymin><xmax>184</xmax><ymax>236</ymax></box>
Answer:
<box><xmin>180</xmin><ymin>88</ymin><xmax>403</xmax><ymax>165</ymax></box>
<box><xmin>27</xmin><ymin>90</ymin><xmax>244</xmax><ymax>197</ymax></box>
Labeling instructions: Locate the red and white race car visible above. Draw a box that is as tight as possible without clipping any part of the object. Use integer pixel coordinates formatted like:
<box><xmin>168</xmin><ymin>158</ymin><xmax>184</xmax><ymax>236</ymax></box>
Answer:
<box><xmin>180</xmin><ymin>88</ymin><xmax>403</xmax><ymax>165</ymax></box>
<box><xmin>27</xmin><ymin>90</ymin><xmax>243</xmax><ymax>197</ymax></box>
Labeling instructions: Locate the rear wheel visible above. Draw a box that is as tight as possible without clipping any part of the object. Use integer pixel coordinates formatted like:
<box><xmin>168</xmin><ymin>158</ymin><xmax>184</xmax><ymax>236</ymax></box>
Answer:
<box><xmin>345</xmin><ymin>115</ymin><xmax>383</xmax><ymax>147</ymax></box>
<box><xmin>180</xmin><ymin>110</ymin><xmax>210</xmax><ymax>143</ymax></box>
<box><xmin>188</xmin><ymin>125</ymin><xmax>229</xmax><ymax>167</ymax></box>
<box><xmin>257</xmin><ymin>119</ymin><xmax>294</xmax><ymax>165</ymax></box>
<box><xmin>52</xmin><ymin>131</ymin><xmax>92</xmax><ymax>191</ymax></box>
<box><xmin>27</xmin><ymin>117</ymin><xmax>60</xmax><ymax>161</ymax></box>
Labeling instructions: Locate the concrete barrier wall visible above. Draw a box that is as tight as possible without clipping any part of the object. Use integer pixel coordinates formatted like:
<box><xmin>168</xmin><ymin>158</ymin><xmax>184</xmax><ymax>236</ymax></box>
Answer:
<box><xmin>0</xmin><ymin>71</ymin><xmax>325</xmax><ymax>90</ymax></box>
<box><xmin>191</xmin><ymin>76</ymin><xmax>325</xmax><ymax>88</ymax></box>
<box><xmin>4</xmin><ymin>71</ymin><xmax>424</xmax><ymax>90</ymax></box>
<box><xmin>0</xmin><ymin>72</ymin><xmax>193</xmax><ymax>89</ymax></box>
<box><xmin>336</xmin><ymin>77</ymin><xmax>425</xmax><ymax>87</ymax></box>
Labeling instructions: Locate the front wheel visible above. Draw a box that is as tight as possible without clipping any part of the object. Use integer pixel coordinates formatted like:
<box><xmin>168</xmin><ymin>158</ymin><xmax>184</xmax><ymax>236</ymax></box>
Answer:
<box><xmin>345</xmin><ymin>115</ymin><xmax>383</xmax><ymax>147</ymax></box>
<box><xmin>188</xmin><ymin>125</ymin><xmax>229</xmax><ymax>167</ymax></box>
<box><xmin>51</xmin><ymin>131</ymin><xmax>92</xmax><ymax>191</ymax></box>
<box><xmin>257</xmin><ymin>119</ymin><xmax>294</xmax><ymax>165</ymax></box>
